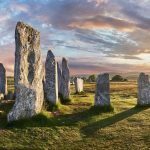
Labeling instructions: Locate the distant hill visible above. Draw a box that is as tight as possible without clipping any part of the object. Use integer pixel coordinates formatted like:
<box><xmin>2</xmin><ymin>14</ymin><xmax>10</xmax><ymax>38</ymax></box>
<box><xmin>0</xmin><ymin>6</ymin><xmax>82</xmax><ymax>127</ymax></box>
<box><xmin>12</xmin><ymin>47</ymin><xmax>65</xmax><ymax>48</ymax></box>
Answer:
<box><xmin>71</xmin><ymin>72</ymin><xmax>150</xmax><ymax>81</ymax></box>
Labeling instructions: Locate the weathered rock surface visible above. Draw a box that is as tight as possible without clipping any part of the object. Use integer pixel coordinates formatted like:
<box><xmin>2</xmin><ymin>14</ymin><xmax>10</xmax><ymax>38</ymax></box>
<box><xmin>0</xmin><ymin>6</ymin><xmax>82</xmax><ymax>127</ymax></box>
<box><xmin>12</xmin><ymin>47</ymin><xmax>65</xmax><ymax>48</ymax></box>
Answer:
<box><xmin>138</xmin><ymin>73</ymin><xmax>150</xmax><ymax>105</ymax></box>
<box><xmin>0</xmin><ymin>63</ymin><xmax>7</xmax><ymax>95</ymax></box>
<box><xmin>7</xmin><ymin>22</ymin><xmax>44</xmax><ymax>122</ymax></box>
<box><xmin>45</xmin><ymin>50</ymin><xmax>58</xmax><ymax>104</ymax></box>
<box><xmin>61</xmin><ymin>58</ymin><xmax>70</xmax><ymax>99</ymax></box>
<box><xmin>95</xmin><ymin>73</ymin><xmax>110</xmax><ymax>106</ymax></box>
<box><xmin>57</xmin><ymin>62</ymin><xmax>61</xmax><ymax>94</ymax></box>
<box><xmin>74</xmin><ymin>77</ymin><xmax>83</xmax><ymax>93</ymax></box>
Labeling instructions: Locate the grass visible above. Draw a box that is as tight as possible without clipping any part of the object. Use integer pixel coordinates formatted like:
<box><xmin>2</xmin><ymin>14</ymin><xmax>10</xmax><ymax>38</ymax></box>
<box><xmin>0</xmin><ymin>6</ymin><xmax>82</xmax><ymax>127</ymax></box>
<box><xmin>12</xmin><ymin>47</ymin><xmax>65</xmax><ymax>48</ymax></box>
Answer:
<box><xmin>7</xmin><ymin>76</ymin><xmax>14</xmax><ymax>93</ymax></box>
<box><xmin>43</xmin><ymin>100</ymin><xmax>61</xmax><ymax>112</ymax></box>
<box><xmin>0</xmin><ymin>80</ymin><xmax>150</xmax><ymax>149</ymax></box>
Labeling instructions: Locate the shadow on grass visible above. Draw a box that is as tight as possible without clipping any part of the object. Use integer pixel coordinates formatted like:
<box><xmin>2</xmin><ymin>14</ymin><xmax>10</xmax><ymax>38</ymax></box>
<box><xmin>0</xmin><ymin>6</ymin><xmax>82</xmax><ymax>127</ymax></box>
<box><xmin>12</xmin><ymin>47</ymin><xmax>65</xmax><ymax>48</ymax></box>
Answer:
<box><xmin>6</xmin><ymin>106</ymin><xmax>114</xmax><ymax>129</ymax></box>
<box><xmin>0</xmin><ymin>100</ymin><xmax>14</xmax><ymax>128</ymax></box>
<box><xmin>81</xmin><ymin>105</ymin><xmax>150</xmax><ymax>137</ymax></box>
<box><xmin>73</xmin><ymin>91</ymin><xmax>88</xmax><ymax>97</ymax></box>
<box><xmin>1</xmin><ymin>101</ymin><xmax>149</xmax><ymax>133</ymax></box>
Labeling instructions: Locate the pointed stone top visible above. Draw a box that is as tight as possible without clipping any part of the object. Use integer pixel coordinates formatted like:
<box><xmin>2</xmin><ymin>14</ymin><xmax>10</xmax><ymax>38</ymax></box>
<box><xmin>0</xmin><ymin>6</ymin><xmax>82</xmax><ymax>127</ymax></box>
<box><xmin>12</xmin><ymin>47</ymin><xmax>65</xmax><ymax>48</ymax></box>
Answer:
<box><xmin>47</xmin><ymin>50</ymin><xmax>55</xmax><ymax>58</ymax></box>
<box><xmin>101</xmin><ymin>73</ymin><xmax>109</xmax><ymax>76</ymax></box>
<box><xmin>16</xmin><ymin>21</ymin><xmax>39</xmax><ymax>34</ymax></box>
<box><xmin>138</xmin><ymin>72</ymin><xmax>149</xmax><ymax>87</ymax></box>
<box><xmin>62</xmin><ymin>57</ymin><xmax>68</xmax><ymax>66</ymax></box>
<box><xmin>139</xmin><ymin>72</ymin><xmax>149</xmax><ymax>80</ymax></box>
<box><xmin>139</xmin><ymin>72</ymin><xmax>146</xmax><ymax>76</ymax></box>
<box><xmin>62</xmin><ymin>57</ymin><xmax>67</xmax><ymax>61</ymax></box>
<box><xmin>0</xmin><ymin>63</ymin><xmax>6</xmax><ymax>75</ymax></box>
<box><xmin>0</xmin><ymin>63</ymin><xmax>5</xmax><ymax>69</ymax></box>
<box><xmin>97</xmin><ymin>73</ymin><xmax>109</xmax><ymax>82</ymax></box>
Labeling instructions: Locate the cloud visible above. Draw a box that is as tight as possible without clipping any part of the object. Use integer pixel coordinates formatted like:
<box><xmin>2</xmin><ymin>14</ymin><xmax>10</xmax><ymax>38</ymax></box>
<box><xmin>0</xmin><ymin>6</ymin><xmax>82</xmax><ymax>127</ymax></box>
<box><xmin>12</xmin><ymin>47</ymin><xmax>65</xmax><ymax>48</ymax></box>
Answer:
<box><xmin>68</xmin><ymin>15</ymin><xmax>136</xmax><ymax>32</ymax></box>
<box><xmin>0</xmin><ymin>43</ymin><xmax>15</xmax><ymax>75</ymax></box>
<box><xmin>68</xmin><ymin>56</ymin><xmax>150</xmax><ymax>75</ymax></box>
<box><xmin>88</xmin><ymin>0</ymin><xmax>108</xmax><ymax>5</ymax></box>
<box><xmin>0</xmin><ymin>0</ymin><xmax>150</xmax><ymax>75</ymax></box>
<box><xmin>106</xmin><ymin>54</ymin><xmax>142</xmax><ymax>60</ymax></box>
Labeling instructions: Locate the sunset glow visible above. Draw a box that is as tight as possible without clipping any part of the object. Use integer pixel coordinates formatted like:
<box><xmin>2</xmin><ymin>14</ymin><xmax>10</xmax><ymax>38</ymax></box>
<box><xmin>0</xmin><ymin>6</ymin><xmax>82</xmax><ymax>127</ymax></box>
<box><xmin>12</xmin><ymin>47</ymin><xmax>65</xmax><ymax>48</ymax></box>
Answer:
<box><xmin>0</xmin><ymin>0</ymin><xmax>150</xmax><ymax>75</ymax></box>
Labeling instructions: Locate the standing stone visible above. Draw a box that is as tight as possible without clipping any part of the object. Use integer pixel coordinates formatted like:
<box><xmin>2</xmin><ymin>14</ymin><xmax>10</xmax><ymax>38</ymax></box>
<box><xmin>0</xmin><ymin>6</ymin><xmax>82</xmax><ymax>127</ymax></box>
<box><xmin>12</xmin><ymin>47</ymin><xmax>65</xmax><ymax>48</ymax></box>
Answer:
<box><xmin>74</xmin><ymin>77</ymin><xmax>83</xmax><ymax>93</ymax></box>
<box><xmin>7</xmin><ymin>22</ymin><xmax>44</xmax><ymax>122</ymax></box>
<box><xmin>0</xmin><ymin>94</ymin><xmax>4</xmax><ymax>100</ymax></box>
<box><xmin>57</xmin><ymin>62</ymin><xmax>61</xmax><ymax>95</ymax></box>
<box><xmin>137</xmin><ymin>73</ymin><xmax>150</xmax><ymax>105</ymax></box>
<box><xmin>0</xmin><ymin>63</ymin><xmax>7</xmax><ymax>95</ymax></box>
<box><xmin>45</xmin><ymin>50</ymin><xmax>58</xmax><ymax>104</ymax></box>
<box><xmin>61</xmin><ymin>58</ymin><xmax>70</xmax><ymax>100</ymax></box>
<box><xmin>71</xmin><ymin>81</ymin><xmax>75</xmax><ymax>85</ymax></box>
<box><xmin>95</xmin><ymin>73</ymin><xmax>110</xmax><ymax>106</ymax></box>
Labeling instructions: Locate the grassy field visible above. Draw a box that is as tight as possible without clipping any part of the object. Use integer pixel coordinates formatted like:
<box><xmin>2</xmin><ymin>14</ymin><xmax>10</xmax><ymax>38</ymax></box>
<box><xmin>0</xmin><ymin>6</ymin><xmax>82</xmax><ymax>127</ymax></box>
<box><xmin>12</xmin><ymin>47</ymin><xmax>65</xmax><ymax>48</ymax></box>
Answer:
<box><xmin>0</xmin><ymin>80</ymin><xmax>150</xmax><ymax>150</ymax></box>
<box><xmin>7</xmin><ymin>76</ymin><xmax>14</xmax><ymax>93</ymax></box>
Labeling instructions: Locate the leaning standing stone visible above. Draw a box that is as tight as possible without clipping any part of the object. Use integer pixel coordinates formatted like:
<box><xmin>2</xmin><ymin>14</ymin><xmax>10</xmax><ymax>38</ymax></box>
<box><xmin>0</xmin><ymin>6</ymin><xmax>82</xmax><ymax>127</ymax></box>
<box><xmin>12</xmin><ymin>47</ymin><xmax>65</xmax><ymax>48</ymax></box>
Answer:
<box><xmin>74</xmin><ymin>77</ymin><xmax>83</xmax><ymax>93</ymax></box>
<box><xmin>95</xmin><ymin>73</ymin><xmax>110</xmax><ymax>106</ymax></box>
<box><xmin>137</xmin><ymin>73</ymin><xmax>150</xmax><ymax>105</ymax></box>
<box><xmin>45</xmin><ymin>50</ymin><xmax>58</xmax><ymax>104</ymax></box>
<box><xmin>0</xmin><ymin>63</ymin><xmax>7</xmax><ymax>95</ymax></box>
<box><xmin>61</xmin><ymin>58</ymin><xmax>70</xmax><ymax>100</ymax></box>
<box><xmin>57</xmin><ymin>62</ymin><xmax>61</xmax><ymax>95</ymax></box>
<box><xmin>7</xmin><ymin>22</ymin><xmax>44</xmax><ymax>122</ymax></box>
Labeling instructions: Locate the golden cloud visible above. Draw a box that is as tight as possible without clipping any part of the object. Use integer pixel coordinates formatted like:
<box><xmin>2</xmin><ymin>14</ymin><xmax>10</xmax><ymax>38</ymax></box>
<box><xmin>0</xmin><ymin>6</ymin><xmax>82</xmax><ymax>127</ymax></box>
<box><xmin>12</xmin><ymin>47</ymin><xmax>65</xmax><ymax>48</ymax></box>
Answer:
<box><xmin>68</xmin><ymin>16</ymin><xmax>137</xmax><ymax>32</ymax></box>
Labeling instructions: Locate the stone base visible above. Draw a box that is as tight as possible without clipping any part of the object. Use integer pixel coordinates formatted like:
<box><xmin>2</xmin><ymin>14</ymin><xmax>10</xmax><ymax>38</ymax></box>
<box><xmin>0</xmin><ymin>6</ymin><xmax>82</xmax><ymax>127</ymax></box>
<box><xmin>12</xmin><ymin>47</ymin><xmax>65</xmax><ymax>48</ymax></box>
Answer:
<box><xmin>7</xmin><ymin>84</ymin><xmax>43</xmax><ymax>122</ymax></box>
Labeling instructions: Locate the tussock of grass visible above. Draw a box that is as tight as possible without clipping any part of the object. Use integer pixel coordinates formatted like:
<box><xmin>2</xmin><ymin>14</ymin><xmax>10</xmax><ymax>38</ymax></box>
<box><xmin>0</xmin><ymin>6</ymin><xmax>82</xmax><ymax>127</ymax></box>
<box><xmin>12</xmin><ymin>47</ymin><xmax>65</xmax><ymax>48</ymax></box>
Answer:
<box><xmin>90</xmin><ymin>104</ymin><xmax>114</xmax><ymax>113</ymax></box>
<box><xmin>7</xmin><ymin>111</ymin><xmax>52</xmax><ymax>128</ymax></box>
<box><xmin>43</xmin><ymin>100</ymin><xmax>61</xmax><ymax>111</ymax></box>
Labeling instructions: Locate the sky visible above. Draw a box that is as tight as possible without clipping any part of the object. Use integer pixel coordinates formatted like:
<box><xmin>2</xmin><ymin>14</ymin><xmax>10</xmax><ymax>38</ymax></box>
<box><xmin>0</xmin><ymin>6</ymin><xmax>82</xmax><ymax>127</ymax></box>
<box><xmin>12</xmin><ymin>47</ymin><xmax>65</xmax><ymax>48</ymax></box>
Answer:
<box><xmin>1</xmin><ymin>0</ymin><xmax>150</xmax><ymax>75</ymax></box>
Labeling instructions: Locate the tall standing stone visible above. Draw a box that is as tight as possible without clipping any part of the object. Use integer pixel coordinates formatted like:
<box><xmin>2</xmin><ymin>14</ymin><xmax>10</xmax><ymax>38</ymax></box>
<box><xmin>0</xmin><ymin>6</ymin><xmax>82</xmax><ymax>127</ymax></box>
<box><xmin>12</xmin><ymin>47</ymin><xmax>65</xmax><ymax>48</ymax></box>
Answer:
<box><xmin>45</xmin><ymin>50</ymin><xmax>58</xmax><ymax>104</ymax></box>
<box><xmin>74</xmin><ymin>77</ymin><xmax>83</xmax><ymax>93</ymax></box>
<box><xmin>0</xmin><ymin>63</ymin><xmax>7</xmax><ymax>95</ymax></box>
<box><xmin>95</xmin><ymin>73</ymin><xmax>110</xmax><ymax>106</ymax></box>
<box><xmin>57</xmin><ymin>62</ymin><xmax>61</xmax><ymax>95</ymax></box>
<box><xmin>61</xmin><ymin>58</ymin><xmax>70</xmax><ymax>100</ymax></box>
<box><xmin>7</xmin><ymin>22</ymin><xmax>44</xmax><ymax>122</ymax></box>
<box><xmin>137</xmin><ymin>73</ymin><xmax>150</xmax><ymax>105</ymax></box>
